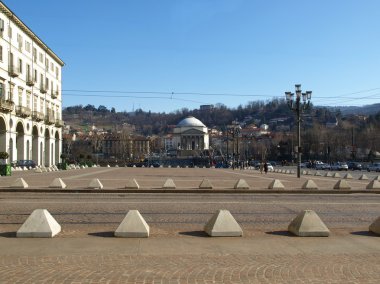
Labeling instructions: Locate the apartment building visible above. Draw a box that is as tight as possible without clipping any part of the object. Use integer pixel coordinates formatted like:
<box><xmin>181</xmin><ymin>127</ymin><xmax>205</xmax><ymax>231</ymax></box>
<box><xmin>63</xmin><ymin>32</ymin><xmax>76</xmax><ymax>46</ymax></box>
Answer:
<box><xmin>0</xmin><ymin>2</ymin><xmax>64</xmax><ymax>166</ymax></box>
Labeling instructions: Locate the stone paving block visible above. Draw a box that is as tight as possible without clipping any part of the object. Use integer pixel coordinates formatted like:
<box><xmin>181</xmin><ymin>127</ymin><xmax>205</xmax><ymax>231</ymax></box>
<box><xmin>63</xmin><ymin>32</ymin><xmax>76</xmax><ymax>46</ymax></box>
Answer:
<box><xmin>302</xmin><ymin>179</ymin><xmax>318</xmax><ymax>190</ymax></box>
<box><xmin>11</xmin><ymin>178</ymin><xmax>28</xmax><ymax>188</ymax></box>
<box><xmin>114</xmin><ymin>210</ymin><xmax>149</xmax><ymax>238</ymax></box>
<box><xmin>49</xmin><ymin>178</ymin><xmax>67</xmax><ymax>189</ymax></box>
<box><xmin>162</xmin><ymin>178</ymin><xmax>176</xmax><ymax>189</ymax></box>
<box><xmin>234</xmin><ymin>179</ymin><xmax>250</xmax><ymax>189</ymax></box>
<box><xmin>17</xmin><ymin>209</ymin><xmax>61</xmax><ymax>238</ymax></box>
<box><xmin>125</xmin><ymin>179</ymin><xmax>140</xmax><ymax>189</ymax></box>
<box><xmin>88</xmin><ymin>179</ymin><xmax>103</xmax><ymax>189</ymax></box>
<box><xmin>288</xmin><ymin>210</ymin><xmax>330</xmax><ymax>237</ymax></box>
<box><xmin>333</xmin><ymin>179</ymin><xmax>351</xmax><ymax>190</ymax></box>
<box><xmin>199</xmin><ymin>179</ymin><xmax>213</xmax><ymax>189</ymax></box>
<box><xmin>268</xmin><ymin>179</ymin><xmax>284</xmax><ymax>189</ymax></box>
<box><xmin>366</xmin><ymin>180</ymin><xmax>380</xmax><ymax>190</ymax></box>
<box><xmin>369</xmin><ymin>216</ymin><xmax>380</xmax><ymax>235</ymax></box>
<box><xmin>204</xmin><ymin>209</ymin><xmax>243</xmax><ymax>237</ymax></box>
<box><xmin>343</xmin><ymin>173</ymin><xmax>353</xmax><ymax>179</ymax></box>
<box><xmin>359</xmin><ymin>174</ymin><xmax>368</xmax><ymax>180</ymax></box>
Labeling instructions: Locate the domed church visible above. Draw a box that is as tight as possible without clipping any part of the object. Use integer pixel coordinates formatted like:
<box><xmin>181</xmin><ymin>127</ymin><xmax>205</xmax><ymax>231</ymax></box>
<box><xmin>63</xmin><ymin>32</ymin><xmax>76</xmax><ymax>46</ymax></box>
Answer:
<box><xmin>172</xmin><ymin>116</ymin><xmax>209</xmax><ymax>156</ymax></box>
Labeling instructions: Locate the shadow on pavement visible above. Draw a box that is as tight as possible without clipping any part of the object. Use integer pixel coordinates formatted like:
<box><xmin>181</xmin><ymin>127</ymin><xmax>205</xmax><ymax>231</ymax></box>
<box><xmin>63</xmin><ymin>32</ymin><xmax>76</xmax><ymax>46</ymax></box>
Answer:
<box><xmin>265</xmin><ymin>230</ymin><xmax>295</xmax><ymax>237</ymax></box>
<box><xmin>88</xmin><ymin>231</ymin><xmax>115</xmax><ymax>238</ymax></box>
<box><xmin>350</xmin><ymin>231</ymin><xmax>379</xmax><ymax>237</ymax></box>
<box><xmin>0</xmin><ymin>232</ymin><xmax>16</xmax><ymax>238</ymax></box>
<box><xmin>178</xmin><ymin>231</ymin><xmax>209</xmax><ymax>238</ymax></box>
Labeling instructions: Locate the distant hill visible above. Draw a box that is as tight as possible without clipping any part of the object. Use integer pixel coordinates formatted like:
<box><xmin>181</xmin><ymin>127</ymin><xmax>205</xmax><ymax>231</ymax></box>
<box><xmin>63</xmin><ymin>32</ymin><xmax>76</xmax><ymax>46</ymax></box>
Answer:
<box><xmin>335</xmin><ymin>103</ymin><xmax>380</xmax><ymax>115</ymax></box>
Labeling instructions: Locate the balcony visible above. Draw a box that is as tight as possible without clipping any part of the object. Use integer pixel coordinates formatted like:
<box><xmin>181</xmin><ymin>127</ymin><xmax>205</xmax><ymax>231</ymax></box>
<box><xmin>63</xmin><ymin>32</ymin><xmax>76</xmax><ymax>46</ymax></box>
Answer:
<box><xmin>16</xmin><ymin>106</ymin><xmax>32</xmax><ymax>118</ymax></box>
<box><xmin>8</xmin><ymin>65</ymin><xmax>20</xmax><ymax>77</ymax></box>
<box><xmin>51</xmin><ymin>90</ymin><xmax>59</xmax><ymax>99</ymax></box>
<box><xmin>32</xmin><ymin>111</ymin><xmax>44</xmax><ymax>121</ymax></box>
<box><xmin>26</xmin><ymin>74</ymin><xmax>36</xmax><ymax>86</ymax></box>
<box><xmin>40</xmin><ymin>83</ymin><xmax>47</xmax><ymax>94</ymax></box>
<box><xmin>55</xmin><ymin>119</ymin><xmax>64</xmax><ymax>128</ymax></box>
<box><xmin>45</xmin><ymin>110</ymin><xmax>55</xmax><ymax>125</ymax></box>
<box><xmin>0</xmin><ymin>99</ymin><xmax>14</xmax><ymax>113</ymax></box>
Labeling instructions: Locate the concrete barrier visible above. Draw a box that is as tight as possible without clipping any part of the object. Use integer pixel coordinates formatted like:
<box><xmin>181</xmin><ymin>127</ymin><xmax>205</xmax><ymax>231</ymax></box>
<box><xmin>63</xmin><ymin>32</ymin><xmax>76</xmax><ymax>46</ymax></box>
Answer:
<box><xmin>366</xmin><ymin>180</ymin><xmax>380</xmax><ymax>190</ymax></box>
<box><xmin>204</xmin><ymin>210</ymin><xmax>243</xmax><ymax>237</ymax></box>
<box><xmin>88</xmin><ymin>179</ymin><xmax>103</xmax><ymax>189</ymax></box>
<box><xmin>359</xmin><ymin>174</ymin><xmax>369</xmax><ymax>180</ymax></box>
<box><xmin>199</xmin><ymin>179</ymin><xmax>213</xmax><ymax>189</ymax></box>
<box><xmin>332</xmin><ymin>172</ymin><xmax>341</xmax><ymax>178</ymax></box>
<box><xmin>17</xmin><ymin>209</ymin><xmax>61</xmax><ymax>238</ymax></box>
<box><xmin>125</xmin><ymin>179</ymin><xmax>140</xmax><ymax>189</ymax></box>
<box><xmin>288</xmin><ymin>210</ymin><xmax>330</xmax><ymax>237</ymax></box>
<box><xmin>49</xmin><ymin>178</ymin><xmax>67</xmax><ymax>189</ymax></box>
<box><xmin>369</xmin><ymin>217</ymin><xmax>380</xmax><ymax>235</ymax></box>
<box><xmin>333</xmin><ymin>179</ymin><xmax>351</xmax><ymax>190</ymax></box>
<box><xmin>314</xmin><ymin>171</ymin><xmax>322</xmax><ymax>176</ymax></box>
<box><xmin>343</xmin><ymin>173</ymin><xmax>353</xmax><ymax>179</ymax></box>
<box><xmin>234</xmin><ymin>179</ymin><xmax>250</xmax><ymax>189</ymax></box>
<box><xmin>268</xmin><ymin>179</ymin><xmax>284</xmax><ymax>189</ymax></box>
<box><xmin>114</xmin><ymin>210</ymin><xmax>149</xmax><ymax>238</ymax></box>
<box><xmin>11</xmin><ymin>178</ymin><xmax>28</xmax><ymax>188</ymax></box>
<box><xmin>302</xmin><ymin>180</ymin><xmax>318</xmax><ymax>190</ymax></box>
<box><xmin>162</xmin><ymin>179</ymin><xmax>176</xmax><ymax>189</ymax></box>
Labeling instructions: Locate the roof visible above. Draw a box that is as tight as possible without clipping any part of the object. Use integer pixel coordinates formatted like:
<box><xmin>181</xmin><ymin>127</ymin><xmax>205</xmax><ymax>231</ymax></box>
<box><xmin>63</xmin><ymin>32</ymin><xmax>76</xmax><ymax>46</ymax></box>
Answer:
<box><xmin>177</xmin><ymin>116</ymin><xmax>206</xmax><ymax>128</ymax></box>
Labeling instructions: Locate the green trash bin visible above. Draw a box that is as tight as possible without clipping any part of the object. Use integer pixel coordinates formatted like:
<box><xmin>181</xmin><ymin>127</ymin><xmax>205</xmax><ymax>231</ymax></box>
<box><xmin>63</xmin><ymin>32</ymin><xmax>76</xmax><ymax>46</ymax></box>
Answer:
<box><xmin>0</xmin><ymin>165</ymin><xmax>12</xmax><ymax>176</ymax></box>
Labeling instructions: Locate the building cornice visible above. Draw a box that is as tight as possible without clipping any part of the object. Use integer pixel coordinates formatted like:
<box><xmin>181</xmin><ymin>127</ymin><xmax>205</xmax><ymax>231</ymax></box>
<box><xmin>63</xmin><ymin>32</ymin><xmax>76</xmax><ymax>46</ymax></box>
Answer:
<box><xmin>0</xmin><ymin>1</ymin><xmax>65</xmax><ymax>66</ymax></box>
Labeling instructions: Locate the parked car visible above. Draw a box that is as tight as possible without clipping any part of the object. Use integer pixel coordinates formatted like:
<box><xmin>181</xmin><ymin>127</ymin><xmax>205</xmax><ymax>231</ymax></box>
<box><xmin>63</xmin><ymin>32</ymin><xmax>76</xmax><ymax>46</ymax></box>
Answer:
<box><xmin>315</xmin><ymin>162</ymin><xmax>330</xmax><ymax>170</ymax></box>
<box><xmin>16</xmin><ymin>160</ymin><xmax>36</xmax><ymax>169</ymax></box>
<box><xmin>347</xmin><ymin>162</ymin><xmax>363</xmax><ymax>171</ymax></box>
<box><xmin>330</xmin><ymin>162</ymin><xmax>348</xmax><ymax>171</ymax></box>
<box><xmin>367</xmin><ymin>162</ymin><xmax>380</xmax><ymax>172</ymax></box>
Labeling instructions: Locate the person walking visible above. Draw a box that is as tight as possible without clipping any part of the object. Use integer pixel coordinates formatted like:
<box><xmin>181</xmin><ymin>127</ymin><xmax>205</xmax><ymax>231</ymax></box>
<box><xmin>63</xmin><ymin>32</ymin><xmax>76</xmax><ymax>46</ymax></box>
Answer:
<box><xmin>260</xmin><ymin>161</ymin><xmax>264</xmax><ymax>174</ymax></box>
<box><xmin>264</xmin><ymin>161</ymin><xmax>268</xmax><ymax>174</ymax></box>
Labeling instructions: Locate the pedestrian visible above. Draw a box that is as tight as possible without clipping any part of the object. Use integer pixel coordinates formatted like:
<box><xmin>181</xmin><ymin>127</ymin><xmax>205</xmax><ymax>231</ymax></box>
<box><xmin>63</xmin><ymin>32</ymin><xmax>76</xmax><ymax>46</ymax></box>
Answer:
<box><xmin>264</xmin><ymin>161</ymin><xmax>268</xmax><ymax>174</ymax></box>
<box><xmin>260</xmin><ymin>161</ymin><xmax>264</xmax><ymax>174</ymax></box>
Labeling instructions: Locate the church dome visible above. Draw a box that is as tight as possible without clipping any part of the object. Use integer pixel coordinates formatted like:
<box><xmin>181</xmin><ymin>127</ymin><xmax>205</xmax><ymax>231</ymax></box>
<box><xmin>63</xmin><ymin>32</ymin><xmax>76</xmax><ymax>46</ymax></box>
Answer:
<box><xmin>177</xmin><ymin>116</ymin><xmax>206</xmax><ymax>127</ymax></box>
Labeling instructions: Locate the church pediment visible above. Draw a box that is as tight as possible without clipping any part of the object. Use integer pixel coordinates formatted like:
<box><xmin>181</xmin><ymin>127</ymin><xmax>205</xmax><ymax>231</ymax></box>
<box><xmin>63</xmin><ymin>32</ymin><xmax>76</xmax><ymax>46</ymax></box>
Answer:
<box><xmin>182</xmin><ymin>128</ymin><xmax>206</xmax><ymax>135</ymax></box>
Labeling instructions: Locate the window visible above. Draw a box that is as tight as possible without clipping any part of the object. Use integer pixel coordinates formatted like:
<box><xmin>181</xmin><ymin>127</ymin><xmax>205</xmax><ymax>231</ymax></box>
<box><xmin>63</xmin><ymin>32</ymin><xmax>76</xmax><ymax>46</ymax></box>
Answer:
<box><xmin>46</xmin><ymin>78</ymin><xmax>49</xmax><ymax>90</ymax></box>
<box><xmin>55</xmin><ymin>67</ymin><xmax>59</xmax><ymax>79</ymax></box>
<box><xmin>33</xmin><ymin>95</ymin><xmax>37</xmax><ymax>111</ymax></box>
<box><xmin>25</xmin><ymin>41</ymin><xmax>31</xmax><ymax>53</ymax></box>
<box><xmin>18</xmin><ymin>88</ymin><xmax>23</xmax><ymax>106</ymax></box>
<box><xmin>18</xmin><ymin>58</ymin><xmax>22</xmax><ymax>73</ymax></box>
<box><xmin>39</xmin><ymin>97</ymin><xmax>44</xmax><ymax>113</ymax></box>
<box><xmin>51</xmin><ymin>62</ymin><xmax>54</xmax><ymax>72</ymax></box>
<box><xmin>8</xmin><ymin>26</ymin><xmax>12</xmax><ymax>39</ymax></box>
<box><xmin>26</xmin><ymin>91</ymin><xmax>31</xmax><ymax>108</ymax></box>
<box><xmin>0</xmin><ymin>82</ymin><xmax>4</xmax><ymax>97</ymax></box>
<box><xmin>45</xmin><ymin>58</ymin><xmax>49</xmax><ymax>69</ymax></box>
<box><xmin>33</xmin><ymin>48</ymin><xmax>37</xmax><ymax>63</ymax></box>
<box><xmin>0</xmin><ymin>45</ymin><xmax>2</xmax><ymax>61</ymax></box>
<box><xmin>0</xmin><ymin>19</ymin><xmax>4</xmax><ymax>35</ymax></box>
<box><xmin>17</xmin><ymin>34</ymin><xmax>22</xmax><ymax>50</ymax></box>
<box><xmin>39</xmin><ymin>52</ymin><xmax>43</xmax><ymax>63</ymax></box>
<box><xmin>34</xmin><ymin>69</ymin><xmax>37</xmax><ymax>83</ymax></box>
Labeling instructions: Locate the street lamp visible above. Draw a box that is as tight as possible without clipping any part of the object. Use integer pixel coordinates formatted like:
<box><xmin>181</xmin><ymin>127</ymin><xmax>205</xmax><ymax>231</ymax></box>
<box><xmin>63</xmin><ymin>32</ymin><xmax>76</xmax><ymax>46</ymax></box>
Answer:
<box><xmin>285</xmin><ymin>84</ymin><xmax>312</xmax><ymax>178</ymax></box>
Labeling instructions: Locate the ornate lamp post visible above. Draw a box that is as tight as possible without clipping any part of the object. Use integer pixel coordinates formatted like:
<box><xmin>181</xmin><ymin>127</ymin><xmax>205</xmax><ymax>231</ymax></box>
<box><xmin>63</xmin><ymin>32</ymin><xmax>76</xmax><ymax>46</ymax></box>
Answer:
<box><xmin>285</xmin><ymin>84</ymin><xmax>312</xmax><ymax>178</ymax></box>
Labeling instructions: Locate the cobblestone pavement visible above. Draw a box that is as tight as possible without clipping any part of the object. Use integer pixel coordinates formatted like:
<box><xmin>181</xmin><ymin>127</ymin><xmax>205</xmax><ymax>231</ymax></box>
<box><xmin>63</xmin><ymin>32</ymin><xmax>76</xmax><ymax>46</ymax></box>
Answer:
<box><xmin>0</xmin><ymin>168</ymin><xmax>380</xmax><ymax>283</ymax></box>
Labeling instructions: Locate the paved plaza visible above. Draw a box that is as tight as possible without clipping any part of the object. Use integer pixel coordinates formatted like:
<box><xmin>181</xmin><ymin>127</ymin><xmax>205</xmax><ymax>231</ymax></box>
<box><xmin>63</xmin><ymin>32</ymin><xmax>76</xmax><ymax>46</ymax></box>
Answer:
<box><xmin>0</xmin><ymin>167</ymin><xmax>379</xmax><ymax>283</ymax></box>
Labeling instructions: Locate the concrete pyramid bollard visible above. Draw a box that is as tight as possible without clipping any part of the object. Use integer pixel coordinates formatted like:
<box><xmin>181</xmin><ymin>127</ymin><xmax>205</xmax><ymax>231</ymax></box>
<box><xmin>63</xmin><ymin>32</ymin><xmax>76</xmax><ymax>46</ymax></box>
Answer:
<box><xmin>204</xmin><ymin>210</ymin><xmax>243</xmax><ymax>237</ymax></box>
<box><xmin>234</xmin><ymin>179</ymin><xmax>250</xmax><ymax>189</ymax></box>
<box><xmin>290</xmin><ymin>170</ymin><xmax>295</xmax><ymax>174</ymax></box>
<box><xmin>35</xmin><ymin>168</ymin><xmax>43</xmax><ymax>173</ymax></box>
<box><xmin>307</xmin><ymin>171</ymin><xmax>312</xmax><ymax>175</ymax></box>
<box><xmin>199</xmin><ymin>179</ymin><xmax>213</xmax><ymax>189</ymax></box>
<box><xmin>373</xmin><ymin>176</ymin><xmax>380</xmax><ymax>181</ymax></box>
<box><xmin>325</xmin><ymin>172</ymin><xmax>333</xmax><ymax>177</ymax></box>
<box><xmin>125</xmin><ymin>179</ymin><xmax>140</xmax><ymax>189</ymax></box>
<box><xmin>17</xmin><ymin>209</ymin><xmax>61</xmax><ymax>238</ymax></box>
<box><xmin>162</xmin><ymin>178</ymin><xmax>176</xmax><ymax>189</ymax></box>
<box><xmin>288</xmin><ymin>210</ymin><xmax>330</xmax><ymax>237</ymax></box>
<box><xmin>286</xmin><ymin>170</ymin><xmax>291</xmax><ymax>174</ymax></box>
<box><xmin>359</xmin><ymin>174</ymin><xmax>368</xmax><ymax>180</ymax></box>
<box><xmin>115</xmin><ymin>165</ymin><xmax>119</xmax><ymax>168</ymax></box>
<box><xmin>88</xmin><ymin>179</ymin><xmax>103</xmax><ymax>189</ymax></box>
<box><xmin>332</xmin><ymin>172</ymin><xmax>341</xmax><ymax>178</ymax></box>
<box><xmin>268</xmin><ymin>179</ymin><xmax>285</xmax><ymax>189</ymax></box>
<box><xmin>107</xmin><ymin>165</ymin><xmax>111</xmax><ymax>168</ymax></box>
<box><xmin>366</xmin><ymin>180</ymin><xmax>380</xmax><ymax>190</ymax></box>
<box><xmin>49</xmin><ymin>178</ymin><xmax>67</xmax><ymax>189</ymax></box>
<box><xmin>11</xmin><ymin>178</ymin><xmax>29</xmax><ymax>188</ymax></box>
<box><xmin>333</xmin><ymin>179</ymin><xmax>351</xmax><ymax>190</ymax></box>
<box><xmin>369</xmin><ymin>217</ymin><xmax>380</xmax><ymax>235</ymax></box>
<box><xmin>343</xmin><ymin>173</ymin><xmax>353</xmax><ymax>179</ymax></box>
<box><xmin>114</xmin><ymin>210</ymin><xmax>149</xmax><ymax>238</ymax></box>
<box><xmin>81</xmin><ymin>165</ymin><xmax>85</xmax><ymax>169</ymax></box>
<box><xmin>41</xmin><ymin>166</ymin><xmax>47</xmax><ymax>172</ymax></box>
<box><xmin>314</xmin><ymin>171</ymin><xmax>322</xmax><ymax>176</ymax></box>
<box><xmin>302</xmin><ymin>179</ymin><xmax>319</xmax><ymax>190</ymax></box>
<box><xmin>302</xmin><ymin>170</ymin><xmax>307</xmax><ymax>175</ymax></box>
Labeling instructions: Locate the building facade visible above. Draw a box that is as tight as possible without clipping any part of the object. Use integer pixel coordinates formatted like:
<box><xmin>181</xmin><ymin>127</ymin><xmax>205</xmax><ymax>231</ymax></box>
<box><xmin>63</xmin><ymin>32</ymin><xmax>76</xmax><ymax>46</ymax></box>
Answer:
<box><xmin>0</xmin><ymin>3</ymin><xmax>64</xmax><ymax>166</ymax></box>
<box><xmin>172</xmin><ymin>116</ymin><xmax>209</xmax><ymax>156</ymax></box>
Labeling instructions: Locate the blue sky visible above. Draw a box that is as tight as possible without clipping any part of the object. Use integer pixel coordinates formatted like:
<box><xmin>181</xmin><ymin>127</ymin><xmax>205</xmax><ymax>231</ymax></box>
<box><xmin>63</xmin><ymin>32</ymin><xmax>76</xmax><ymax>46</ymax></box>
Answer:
<box><xmin>5</xmin><ymin>0</ymin><xmax>380</xmax><ymax>113</ymax></box>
